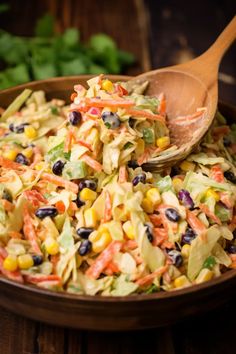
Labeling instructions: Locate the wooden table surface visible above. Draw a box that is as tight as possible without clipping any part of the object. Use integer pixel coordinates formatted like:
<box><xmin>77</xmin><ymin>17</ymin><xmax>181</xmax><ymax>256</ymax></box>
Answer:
<box><xmin>0</xmin><ymin>1</ymin><xmax>236</xmax><ymax>353</ymax></box>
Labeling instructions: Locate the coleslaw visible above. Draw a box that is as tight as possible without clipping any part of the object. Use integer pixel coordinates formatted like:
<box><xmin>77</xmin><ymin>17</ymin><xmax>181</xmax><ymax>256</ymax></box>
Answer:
<box><xmin>0</xmin><ymin>75</ymin><xmax>235</xmax><ymax>296</ymax></box>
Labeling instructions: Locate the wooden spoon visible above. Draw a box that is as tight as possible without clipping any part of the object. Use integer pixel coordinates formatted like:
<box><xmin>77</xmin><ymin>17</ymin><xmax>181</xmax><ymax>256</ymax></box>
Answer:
<box><xmin>131</xmin><ymin>16</ymin><xmax>236</xmax><ymax>172</ymax></box>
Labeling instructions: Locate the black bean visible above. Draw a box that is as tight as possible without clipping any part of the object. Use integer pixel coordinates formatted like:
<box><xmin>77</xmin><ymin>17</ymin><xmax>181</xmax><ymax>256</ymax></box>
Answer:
<box><xmin>167</xmin><ymin>250</ymin><xmax>183</xmax><ymax>267</ymax></box>
<box><xmin>132</xmin><ymin>173</ymin><xmax>146</xmax><ymax>186</ymax></box>
<box><xmin>129</xmin><ymin>117</ymin><xmax>136</xmax><ymax>128</ymax></box>
<box><xmin>15</xmin><ymin>123</ymin><xmax>29</xmax><ymax>134</ymax></box>
<box><xmin>144</xmin><ymin>223</ymin><xmax>153</xmax><ymax>243</ymax></box>
<box><xmin>9</xmin><ymin>123</ymin><xmax>15</xmax><ymax>132</ymax></box>
<box><xmin>224</xmin><ymin>171</ymin><xmax>236</xmax><ymax>184</ymax></box>
<box><xmin>69</xmin><ymin>111</ymin><xmax>82</xmax><ymax>126</ymax></box>
<box><xmin>2</xmin><ymin>189</ymin><xmax>13</xmax><ymax>203</ymax></box>
<box><xmin>52</xmin><ymin>160</ymin><xmax>65</xmax><ymax>176</ymax></box>
<box><xmin>15</xmin><ymin>153</ymin><xmax>29</xmax><ymax>165</ymax></box>
<box><xmin>181</xmin><ymin>228</ymin><xmax>196</xmax><ymax>244</ymax></box>
<box><xmin>170</xmin><ymin>166</ymin><xmax>181</xmax><ymax>177</ymax></box>
<box><xmin>35</xmin><ymin>206</ymin><xmax>58</xmax><ymax>219</ymax></box>
<box><xmin>78</xmin><ymin>179</ymin><xmax>97</xmax><ymax>191</ymax></box>
<box><xmin>75</xmin><ymin>196</ymin><xmax>85</xmax><ymax>208</ymax></box>
<box><xmin>32</xmin><ymin>255</ymin><xmax>43</xmax><ymax>266</ymax></box>
<box><xmin>77</xmin><ymin>227</ymin><xmax>94</xmax><ymax>239</ymax></box>
<box><xmin>102</xmin><ymin>111</ymin><xmax>121</xmax><ymax>129</ymax></box>
<box><xmin>128</xmin><ymin>160</ymin><xmax>139</xmax><ymax>169</ymax></box>
<box><xmin>223</xmin><ymin>136</ymin><xmax>231</xmax><ymax>147</ymax></box>
<box><xmin>78</xmin><ymin>240</ymin><xmax>92</xmax><ymax>256</ymax></box>
<box><xmin>227</xmin><ymin>244</ymin><xmax>236</xmax><ymax>254</ymax></box>
<box><xmin>165</xmin><ymin>208</ymin><xmax>181</xmax><ymax>222</ymax></box>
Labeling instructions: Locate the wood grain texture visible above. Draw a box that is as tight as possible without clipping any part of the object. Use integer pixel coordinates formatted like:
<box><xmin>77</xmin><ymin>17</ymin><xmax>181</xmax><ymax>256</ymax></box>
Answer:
<box><xmin>0</xmin><ymin>306</ymin><xmax>37</xmax><ymax>354</ymax></box>
<box><xmin>37</xmin><ymin>324</ymin><xmax>65</xmax><ymax>354</ymax></box>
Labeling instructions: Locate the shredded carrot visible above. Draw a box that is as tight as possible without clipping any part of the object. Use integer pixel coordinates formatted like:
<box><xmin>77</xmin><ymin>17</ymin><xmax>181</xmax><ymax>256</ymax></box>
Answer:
<box><xmin>1</xmin><ymin>199</ymin><xmax>14</xmax><ymax>212</ymax></box>
<box><xmin>210</xmin><ymin>165</ymin><xmax>224</xmax><ymax>183</ymax></box>
<box><xmin>104</xmin><ymin>191</ymin><xmax>112</xmax><ymax>222</ymax></box>
<box><xmin>0</xmin><ymin>128</ymin><xmax>6</xmax><ymax>137</ymax></box>
<box><xmin>104</xmin><ymin>261</ymin><xmax>119</xmax><ymax>275</ymax></box>
<box><xmin>219</xmin><ymin>192</ymin><xmax>233</xmax><ymax>209</ymax></box>
<box><xmin>55</xmin><ymin>201</ymin><xmax>66</xmax><ymax>214</ymax></box>
<box><xmin>51</xmin><ymin>254</ymin><xmax>60</xmax><ymax>274</ymax></box>
<box><xmin>40</xmin><ymin>173</ymin><xmax>78</xmax><ymax>194</ymax></box>
<box><xmin>70</xmin><ymin>92</ymin><xmax>77</xmax><ymax>101</ymax></box>
<box><xmin>153</xmin><ymin>227</ymin><xmax>168</xmax><ymax>246</ymax></box>
<box><xmin>80</xmin><ymin>153</ymin><xmax>103</xmax><ymax>172</ymax></box>
<box><xmin>158</xmin><ymin>93</ymin><xmax>166</xmax><ymax>116</ymax></box>
<box><xmin>23</xmin><ymin>206</ymin><xmax>42</xmax><ymax>255</ymax></box>
<box><xmin>0</xmin><ymin>247</ymin><xmax>8</xmax><ymax>258</ymax></box>
<box><xmin>64</xmin><ymin>129</ymin><xmax>74</xmax><ymax>153</ymax></box>
<box><xmin>0</xmin><ymin>156</ymin><xmax>27</xmax><ymax>170</ymax></box>
<box><xmin>76</xmin><ymin>139</ymin><xmax>93</xmax><ymax>151</ymax></box>
<box><xmin>8</xmin><ymin>231</ymin><xmax>22</xmax><ymax>239</ymax></box>
<box><xmin>85</xmin><ymin>97</ymin><xmax>134</xmax><ymax>108</ymax></box>
<box><xmin>136</xmin><ymin>265</ymin><xmax>168</xmax><ymax>286</ymax></box>
<box><xmin>229</xmin><ymin>215</ymin><xmax>236</xmax><ymax>232</ymax></box>
<box><xmin>122</xmin><ymin>240</ymin><xmax>138</xmax><ymax>251</ymax></box>
<box><xmin>24</xmin><ymin>190</ymin><xmax>48</xmax><ymax>207</ymax></box>
<box><xmin>186</xmin><ymin>209</ymin><xmax>206</xmax><ymax>235</ymax></box>
<box><xmin>118</xmin><ymin>165</ymin><xmax>128</xmax><ymax>183</ymax></box>
<box><xmin>149</xmin><ymin>214</ymin><xmax>163</xmax><ymax>227</ymax></box>
<box><xmin>137</xmin><ymin>148</ymin><xmax>152</xmax><ymax>165</ymax></box>
<box><xmin>86</xmin><ymin>241</ymin><xmax>123</xmax><ymax>279</ymax></box>
<box><xmin>172</xmin><ymin>109</ymin><xmax>206</xmax><ymax>125</ymax></box>
<box><xmin>230</xmin><ymin>262</ymin><xmax>236</xmax><ymax>269</ymax></box>
<box><xmin>24</xmin><ymin>274</ymin><xmax>61</xmax><ymax>284</ymax></box>
<box><xmin>126</xmin><ymin>108</ymin><xmax>165</xmax><ymax>123</ymax></box>
<box><xmin>30</xmin><ymin>146</ymin><xmax>43</xmax><ymax>169</ymax></box>
<box><xmin>198</xmin><ymin>203</ymin><xmax>222</xmax><ymax>225</ymax></box>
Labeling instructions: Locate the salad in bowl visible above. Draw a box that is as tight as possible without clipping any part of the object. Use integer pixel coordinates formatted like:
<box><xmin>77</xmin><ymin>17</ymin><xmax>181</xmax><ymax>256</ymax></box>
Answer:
<box><xmin>0</xmin><ymin>75</ymin><xmax>235</xmax><ymax>296</ymax></box>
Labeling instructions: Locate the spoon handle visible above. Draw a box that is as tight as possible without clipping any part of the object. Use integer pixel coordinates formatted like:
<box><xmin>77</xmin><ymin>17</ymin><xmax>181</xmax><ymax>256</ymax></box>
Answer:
<box><xmin>199</xmin><ymin>15</ymin><xmax>236</xmax><ymax>69</ymax></box>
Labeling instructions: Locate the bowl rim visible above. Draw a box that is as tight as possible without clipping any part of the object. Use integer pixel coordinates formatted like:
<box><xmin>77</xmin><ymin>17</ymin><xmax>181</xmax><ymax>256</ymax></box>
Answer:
<box><xmin>0</xmin><ymin>75</ymin><xmax>235</xmax><ymax>303</ymax></box>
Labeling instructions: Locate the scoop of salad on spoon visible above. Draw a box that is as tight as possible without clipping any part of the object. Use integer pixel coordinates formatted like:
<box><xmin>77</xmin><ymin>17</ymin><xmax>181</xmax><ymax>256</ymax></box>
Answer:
<box><xmin>128</xmin><ymin>15</ymin><xmax>236</xmax><ymax>171</ymax></box>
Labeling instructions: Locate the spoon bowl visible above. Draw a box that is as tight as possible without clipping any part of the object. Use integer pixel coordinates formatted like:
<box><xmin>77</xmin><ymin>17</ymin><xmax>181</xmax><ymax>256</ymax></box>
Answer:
<box><xmin>131</xmin><ymin>16</ymin><xmax>236</xmax><ymax>171</ymax></box>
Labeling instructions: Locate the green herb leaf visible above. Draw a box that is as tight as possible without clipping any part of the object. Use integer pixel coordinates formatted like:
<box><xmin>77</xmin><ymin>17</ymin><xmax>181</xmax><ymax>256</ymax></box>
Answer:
<box><xmin>62</xmin><ymin>28</ymin><xmax>80</xmax><ymax>47</ymax></box>
<box><xmin>203</xmin><ymin>256</ymin><xmax>216</xmax><ymax>270</ymax></box>
<box><xmin>35</xmin><ymin>13</ymin><xmax>54</xmax><ymax>38</ymax></box>
<box><xmin>124</xmin><ymin>142</ymin><xmax>133</xmax><ymax>149</ymax></box>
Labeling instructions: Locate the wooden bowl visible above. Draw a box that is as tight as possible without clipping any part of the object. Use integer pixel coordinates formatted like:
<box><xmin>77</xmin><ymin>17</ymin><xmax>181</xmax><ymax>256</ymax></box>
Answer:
<box><xmin>0</xmin><ymin>75</ymin><xmax>236</xmax><ymax>331</ymax></box>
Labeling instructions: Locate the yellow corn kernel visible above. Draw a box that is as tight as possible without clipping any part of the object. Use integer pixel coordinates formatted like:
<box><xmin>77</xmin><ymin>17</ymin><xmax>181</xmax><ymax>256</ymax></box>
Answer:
<box><xmin>80</xmin><ymin>188</ymin><xmax>97</xmax><ymax>202</ymax></box>
<box><xmin>146</xmin><ymin>188</ymin><xmax>161</xmax><ymax>207</ymax></box>
<box><xmin>18</xmin><ymin>254</ymin><xmax>34</xmax><ymax>269</ymax></box>
<box><xmin>205</xmin><ymin>188</ymin><xmax>220</xmax><ymax>202</ymax></box>
<box><xmin>172</xmin><ymin>177</ymin><xmax>184</xmax><ymax>193</ymax></box>
<box><xmin>24</xmin><ymin>125</ymin><xmax>37</xmax><ymax>139</ymax></box>
<box><xmin>92</xmin><ymin>231</ymin><xmax>112</xmax><ymax>253</ymax></box>
<box><xmin>181</xmin><ymin>244</ymin><xmax>191</xmax><ymax>258</ymax></box>
<box><xmin>3</xmin><ymin>149</ymin><xmax>18</xmax><ymax>161</ymax></box>
<box><xmin>195</xmin><ymin>268</ymin><xmax>214</xmax><ymax>284</ymax></box>
<box><xmin>141</xmin><ymin>198</ymin><xmax>154</xmax><ymax>214</ymax></box>
<box><xmin>156</xmin><ymin>136</ymin><xmax>170</xmax><ymax>149</ymax></box>
<box><xmin>123</xmin><ymin>220</ymin><xmax>135</xmax><ymax>240</ymax></box>
<box><xmin>23</xmin><ymin>147</ymin><xmax>33</xmax><ymax>159</ymax></box>
<box><xmin>180</xmin><ymin>161</ymin><xmax>195</xmax><ymax>172</ymax></box>
<box><xmin>45</xmin><ymin>237</ymin><xmax>59</xmax><ymax>255</ymax></box>
<box><xmin>34</xmin><ymin>162</ymin><xmax>44</xmax><ymax>171</ymax></box>
<box><xmin>3</xmin><ymin>255</ymin><xmax>18</xmax><ymax>272</ymax></box>
<box><xmin>101</xmin><ymin>79</ymin><xmax>114</xmax><ymax>92</ymax></box>
<box><xmin>84</xmin><ymin>208</ymin><xmax>98</xmax><ymax>228</ymax></box>
<box><xmin>174</xmin><ymin>275</ymin><xmax>191</xmax><ymax>289</ymax></box>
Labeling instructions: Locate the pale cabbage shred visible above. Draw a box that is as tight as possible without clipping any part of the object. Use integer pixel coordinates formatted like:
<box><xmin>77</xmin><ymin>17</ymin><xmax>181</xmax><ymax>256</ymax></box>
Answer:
<box><xmin>0</xmin><ymin>76</ymin><xmax>235</xmax><ymax>296</ymax></box>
